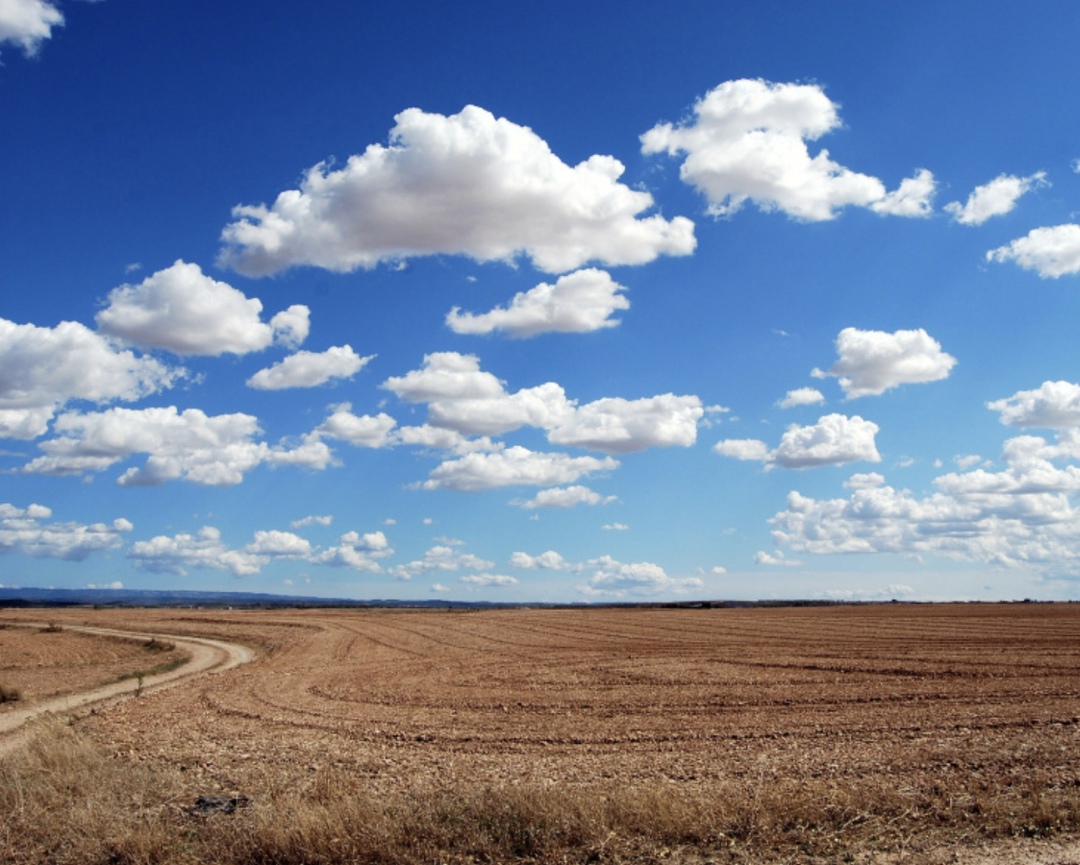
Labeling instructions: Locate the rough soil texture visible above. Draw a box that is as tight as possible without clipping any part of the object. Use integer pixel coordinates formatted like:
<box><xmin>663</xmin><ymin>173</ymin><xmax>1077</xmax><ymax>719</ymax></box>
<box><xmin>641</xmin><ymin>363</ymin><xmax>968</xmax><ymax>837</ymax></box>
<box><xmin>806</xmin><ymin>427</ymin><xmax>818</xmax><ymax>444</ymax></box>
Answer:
<box><xmin>0</xmin><ymin>624</ymin><xmax>187</xmax><ymax>704</ymax></box>
<box><xmin>2</xmin><ymin>603</ymin><xmax>1079</xmax><ymax>863</ymax></box>
<box><xmin>0</xmin><ymin>622</ymin><xmax>252</xmax><ymax>755</ymax></box>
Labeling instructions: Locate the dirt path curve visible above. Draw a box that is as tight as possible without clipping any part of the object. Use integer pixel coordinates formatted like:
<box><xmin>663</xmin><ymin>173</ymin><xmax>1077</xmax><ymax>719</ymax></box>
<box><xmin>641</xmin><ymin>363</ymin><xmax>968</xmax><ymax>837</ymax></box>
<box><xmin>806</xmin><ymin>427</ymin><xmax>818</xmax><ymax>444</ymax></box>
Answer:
<box><xmin>0</xmin><ymin>625</ymin><xmax>255</xmax><ymax>756</ymax></box>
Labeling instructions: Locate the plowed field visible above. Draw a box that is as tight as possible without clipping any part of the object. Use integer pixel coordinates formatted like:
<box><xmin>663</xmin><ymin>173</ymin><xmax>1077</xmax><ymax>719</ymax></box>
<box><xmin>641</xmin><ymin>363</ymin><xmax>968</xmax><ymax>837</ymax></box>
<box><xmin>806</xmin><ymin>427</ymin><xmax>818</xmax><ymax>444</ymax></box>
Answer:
<box><xmin>3</xmin><ymin>603</ymin><xmax>1080</xmax><ymax>864</ymax></box>
<box><xmin>0</xmin><ymin>623</ymin><xmax>188</xmax><ymax>706</ymax></box>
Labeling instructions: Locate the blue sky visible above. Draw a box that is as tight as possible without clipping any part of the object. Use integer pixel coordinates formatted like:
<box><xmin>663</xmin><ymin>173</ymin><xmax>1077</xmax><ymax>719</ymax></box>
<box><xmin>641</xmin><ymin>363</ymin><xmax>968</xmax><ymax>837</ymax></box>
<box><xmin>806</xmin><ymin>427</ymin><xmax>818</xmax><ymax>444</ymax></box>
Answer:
<box><xmin>4</xmin><ymin>0</ymin><xmax>1080</xmax><ymax>602</ymax></box>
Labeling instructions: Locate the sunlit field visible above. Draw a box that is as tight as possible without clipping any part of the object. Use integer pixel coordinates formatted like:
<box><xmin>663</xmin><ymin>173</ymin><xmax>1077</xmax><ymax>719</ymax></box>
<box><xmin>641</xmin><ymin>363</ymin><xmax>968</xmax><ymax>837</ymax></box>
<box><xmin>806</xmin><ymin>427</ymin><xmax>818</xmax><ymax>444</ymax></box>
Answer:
<box><xmin>3</xmin><ymin>603</ymin><xmax>1079</xmax><ymax>864</ymax></box>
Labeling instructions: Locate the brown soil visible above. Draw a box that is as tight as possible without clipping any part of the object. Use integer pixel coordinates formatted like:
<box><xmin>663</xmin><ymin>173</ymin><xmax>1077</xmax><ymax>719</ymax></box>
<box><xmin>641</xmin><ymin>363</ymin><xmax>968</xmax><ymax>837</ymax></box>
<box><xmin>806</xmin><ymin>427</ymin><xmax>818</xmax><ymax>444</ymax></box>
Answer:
<box><xmin>0</xmin><ymin>622</ymin><xmax>188</xmax><ymax>706</ymax></box>
<box><xmin>2</xmin><ymin>603</ymin><xmax>1079</xmax><ymax>863</ymax></box>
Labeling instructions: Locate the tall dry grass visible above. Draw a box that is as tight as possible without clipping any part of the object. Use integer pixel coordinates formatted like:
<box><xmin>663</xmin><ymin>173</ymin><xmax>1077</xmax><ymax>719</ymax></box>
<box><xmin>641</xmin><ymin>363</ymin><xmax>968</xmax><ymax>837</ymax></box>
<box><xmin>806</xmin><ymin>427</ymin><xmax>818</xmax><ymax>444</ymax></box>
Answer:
<box><xmin>3</xmin><ymin>721</ymin><xmax>1080</xmax><ymax>864</ymax></box>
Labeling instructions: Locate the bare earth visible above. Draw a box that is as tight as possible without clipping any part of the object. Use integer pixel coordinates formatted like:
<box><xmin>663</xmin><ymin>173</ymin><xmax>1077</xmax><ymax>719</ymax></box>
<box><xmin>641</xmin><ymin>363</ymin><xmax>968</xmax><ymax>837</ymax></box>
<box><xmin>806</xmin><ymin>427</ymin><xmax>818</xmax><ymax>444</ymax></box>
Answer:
<box><xmin>0</xmin><ymin>624</ymin><xmax>184</xmax><ymax>704</ymax></box>
<box><xmin>0</xmin><ymin>621</ymin><xmax>253</xmax><ymax>755</ymax></box>
<box><xmin>2</xmin><ymin>603</ymin><xmax>1079</xmax><ymax>863</ymax></box>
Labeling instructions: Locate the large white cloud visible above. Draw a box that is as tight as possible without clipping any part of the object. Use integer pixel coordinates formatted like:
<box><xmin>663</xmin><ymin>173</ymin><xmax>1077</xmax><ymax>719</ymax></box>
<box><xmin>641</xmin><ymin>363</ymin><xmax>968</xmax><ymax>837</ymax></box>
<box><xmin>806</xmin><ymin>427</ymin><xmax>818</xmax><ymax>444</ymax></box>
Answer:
<box><xmin>422</xmin><ymin>445</ymin><xmax>618</xmax><ymax>491</ymax></box>
<box><xmin>129</xmin><ymin>527</ymin><xmax>267</xmax><ymax>577</ymax></box>
<box><xmin>0</xmin><ymin>0</ymin><xmax>62</xmax><ymax>57</ymax></box>
<box><xmin>0</xmin><ymin>502</ymin><xmax>131</xmax><ymax>561</ymax></box>
<box><xmin>988</xmin><ymin>381</ymin><xmax>1080</xmax><ymax>429</ymax></box>
<box><xmin>641</xmin><ymin>79</ymin><xmax>934</xmax><ymax>222</ymax></box>
<box><xmin>96</xmin><ymin>260</ymin><xmax>309</xmax><ymax>356</ymax></box>
<box><xmin>547</xmin><ymin>394</ymin><xmax>703</xmax><ymax>453</ymax></box>
<box><xmin>21</xmin><ymin>406</ymin><xmax>332</xmax><ymax>486</ymax></box>
<box><xmin>714</xmin><ymin>413</ymin><xmax>881</xmax><ymax>469</ymax></box>
<box><xmin>446</xmin><ymin>269</ymin><xmax>630</xmax><ymax>337</ymax></box>
<box><xmin>247</xmin><ymin>345</ymin><xmax>371</xmax><ymax>390</ymax></box>
<box><xmin>219</xmin><ymin>105</ymin><xmax>695</xmax><ymax>276</ymax></box>
<box><xmin>987</xmin><ymin>224</ymin><xmax>1080</xmax><ymax>278</ymax></box>
<box><xmin>944</xmin><ymin>172</ymin><xmax>1047</xmax><ymax>226</ymax></box>
<box><xmin>579</xmin><ymin>555</ymin><xmax>704</xmax><ymax>597</ymax></box>
<box><xmin>384</xmin><ymin>351</ymin><xmax>507</xmax><ymax>404</ymax></box>
<box><xmin>771</xmin><ymin>414</ymin><xmax>881</xmax><ymax>468</ymax></box>
<box><xmin>0</xmin><ymin>317</ymin><xmax>182</xmax><ymax>440</ymax></box>
<box><xmin>384</xmin><ymin>352</ymin><xmax>703</xmax><ymax>451</ymax></box>
<box><xmin>812</xmin><ymin>327</ymin><xmax>957</xmax><ymax>398</ymax></box>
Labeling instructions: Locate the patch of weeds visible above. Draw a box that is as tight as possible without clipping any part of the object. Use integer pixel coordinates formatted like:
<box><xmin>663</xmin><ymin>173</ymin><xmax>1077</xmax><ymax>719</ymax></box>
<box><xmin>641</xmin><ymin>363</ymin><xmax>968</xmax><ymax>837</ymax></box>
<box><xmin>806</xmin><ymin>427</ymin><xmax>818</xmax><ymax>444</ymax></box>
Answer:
<box><xmin>0</xmin><ymin>683</ymin><xmax>22</xmax><ymax>703</ymax></box>
<box><xmin>39</xmin><ymin>623</ymin><xmax>63</xmax><ymax>633</ymax></box>
<box><xmin>115</xmin><ymin>653</ymin><xmax>190</xmax><ymax>687</ymax></box>
<box><xmin>144</xmin><ymin>637</ymin><xmax>176</xmax><ymax>653</ymax></box>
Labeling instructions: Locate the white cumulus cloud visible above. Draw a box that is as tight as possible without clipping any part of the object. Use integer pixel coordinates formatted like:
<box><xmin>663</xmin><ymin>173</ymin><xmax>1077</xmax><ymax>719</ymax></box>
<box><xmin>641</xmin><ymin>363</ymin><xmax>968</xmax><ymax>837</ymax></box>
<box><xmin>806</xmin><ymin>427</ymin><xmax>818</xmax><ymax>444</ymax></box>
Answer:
<box><xmin>384</xmin><ymin>352</ymin><xmax>703</xmax><ymax>452</ymax></box>
<box><xmin>0</xmin><ymin>317</ymin><xmax>182</xmax><ymax>440</ymax></box>
<box><xmin>316</xmin><ymin>404</ymin><xmax>397</xmax><ymax>448</ymax></box>
<box><xmin>314</xmin><ymin>530</ymin><xmax>394</xmax><ymax>572</ymax></box>
<box><xmin>0</xmin><ymin>502</ymin><xmax>131</xmax><ymax>561</ymax></box>
<box><xmin>290</xmin><ymin>514</ymin><xmax>333</xmax><ymax>528</ymax></box>
<box><xmin>812</xmin><ymin>327</ymin><xmax>957</xmax><ymax>398</ymax></box>
<box><xmin>96</xmin><ymin>260</ymin><xmax>310</xmax><ymax>356</ymax></box>
<box><xmin>247</xmin><ymin>345</ymin><xmax>372</xmax><ymax>390</ymax></box>
<box><xmin>547</xmin><ymin>394</ymin><xmax>704</xmax><ymax>454</ymax></box>
<box><xmin>0</xmin><ymin>0</ymin><xmax>62</xmax><ymax>57</ymax></box>
<box><xmin>944</xmin><ymin>172</ymin><xmax>1048</xmax><ymax>226</ymax></box>
<box><xmin>511</xmin><ymin>550</ymin><xmax>574</xmax><ymax>570</ymax></box>
<box><xmin>987</xmin><ymin>224</ymin><xmax>1080</xmax><ymax>278</ymax></box>
<box><xmin>713</xmin><ymin>438</ymin><xmax>771</xmax><ymax>462</ymax></box>
<box><xmin>446</xmin><ymin>269</ymin><xmax>630</xmax><ymax>337</ymax></box>
<box><xmin>988</xmin><ymin>381</ymin><xmax>1080</xmax><ymax>429</ymax></box>
<box><xmin>715</xmin><ymin>414</ymin><xmax>881</xmax><ymax>470</ymax></box>
<box><xmin>765</xmin><ymin>390</ymin><xmax>1080</xmax><ymax>577</ymax></box>
<box><xmin>220</xmin><ymin>105</ymin><xmax>695</xmax><ymax>276</ymax></box>
<box><xmin>514</xmin><ymin>485</ymin><xmax>615</xmax><ymax>509</ymax></box>
<box><xmin>246</xmin><ymin>529</ymin><xmax>312</xmax><ymax>558</ymax></box>
<box><xmin>777</xmin><ymin>387</ymin><xmax>825</xmax><ymax>408</ymax></box>
<box><xmin>129</xmin><ymin>527</ymin><xmax>266</xmax><ymax>577</ymax></box>
<box><xmin>422</xmin><ymin>446</ymin><xmax>618</xmax><ymax>492</ymax></box>
<box><xmin>754</xmin><ymin>549</ymin><xmax>802</xmax><ymax>566</ymax></box>
<box><xmin>579</xmin><ymin>555</ymin><xmax>704</xmax><ymax>597</ymax></box>
<box><xmin>391</xmin><ymin>544</ymin><xmax>493</xmax><ymax>579</ymax></box>
<box><xmin>460</xmin><ymin>573</ymin><xmax>518</xmax><ymax>587</ymax></box>
<box><xmin>641</xmin><ymin>78</ymin><xmax>934</xmax><ymax>222</ymax></box>
<box><xmin>21</xmin><ymin>406</ymin><xmax>332</xmax><ymax>486</ymax></box>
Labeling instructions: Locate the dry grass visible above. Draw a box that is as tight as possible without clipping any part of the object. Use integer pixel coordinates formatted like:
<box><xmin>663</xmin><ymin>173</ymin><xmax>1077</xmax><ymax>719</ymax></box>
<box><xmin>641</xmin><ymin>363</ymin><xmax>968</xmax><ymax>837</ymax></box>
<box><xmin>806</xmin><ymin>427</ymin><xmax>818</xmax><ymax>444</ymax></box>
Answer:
<box><xmin>3</xmin><ymin>722</ymin><xmax>1080</xmax><ymax>865</ymax></box>
<box><xmin>0</xmin><ymin>684</ymin><xmax>21</xmax><ymax>704</ymax></box>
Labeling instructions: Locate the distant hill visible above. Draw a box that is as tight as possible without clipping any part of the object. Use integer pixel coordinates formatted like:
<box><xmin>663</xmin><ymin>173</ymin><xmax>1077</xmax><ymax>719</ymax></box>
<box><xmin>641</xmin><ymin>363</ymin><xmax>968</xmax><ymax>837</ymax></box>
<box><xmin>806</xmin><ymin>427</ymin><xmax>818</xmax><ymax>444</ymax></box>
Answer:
<box><xmin>0</xmin><ymin>586</ymin><xmax>937</xmax><ymax>610</ymax></box>
<box><xmin>0</xmin><ymin>586</ymin><xmax>508</xmax><ymax>609</ymax></box>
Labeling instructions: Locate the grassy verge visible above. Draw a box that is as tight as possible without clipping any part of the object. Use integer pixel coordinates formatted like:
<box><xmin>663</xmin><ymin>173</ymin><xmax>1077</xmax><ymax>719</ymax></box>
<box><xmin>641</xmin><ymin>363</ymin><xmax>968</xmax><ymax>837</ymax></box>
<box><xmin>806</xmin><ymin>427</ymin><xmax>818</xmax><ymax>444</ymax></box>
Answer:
<box><xmin>2</xmin><ymin>723</ymin><xmax>1079</xmax><ymax>865</ymax></box>
<box><xmin>114</xmin><ymin>641</ymin><xmax>190</xmax><ymax>686</ymax></box>
<box><xmin>113</xmin><ymin>657</ymin><xmax>189</xmax><ymax>684</ymax></box>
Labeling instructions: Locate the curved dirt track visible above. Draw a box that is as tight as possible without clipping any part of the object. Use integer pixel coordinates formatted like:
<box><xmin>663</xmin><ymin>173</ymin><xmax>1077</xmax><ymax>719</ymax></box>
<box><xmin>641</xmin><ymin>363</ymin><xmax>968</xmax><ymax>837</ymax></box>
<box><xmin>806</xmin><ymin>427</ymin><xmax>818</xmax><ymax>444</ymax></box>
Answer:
<box><xmin>0</xmin><ymin>624</ymin><xmax>254</xmax><ymax>755</ymax></box>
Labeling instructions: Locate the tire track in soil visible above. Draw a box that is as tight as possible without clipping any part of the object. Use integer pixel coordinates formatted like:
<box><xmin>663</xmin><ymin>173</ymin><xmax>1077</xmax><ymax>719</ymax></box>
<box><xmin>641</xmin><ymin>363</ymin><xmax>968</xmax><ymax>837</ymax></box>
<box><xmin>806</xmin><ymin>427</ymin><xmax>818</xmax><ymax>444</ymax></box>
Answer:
<box><xmin>0</xmin><ymin>624</ymin><xmax>255</xmax><ymax>757</ymax></box>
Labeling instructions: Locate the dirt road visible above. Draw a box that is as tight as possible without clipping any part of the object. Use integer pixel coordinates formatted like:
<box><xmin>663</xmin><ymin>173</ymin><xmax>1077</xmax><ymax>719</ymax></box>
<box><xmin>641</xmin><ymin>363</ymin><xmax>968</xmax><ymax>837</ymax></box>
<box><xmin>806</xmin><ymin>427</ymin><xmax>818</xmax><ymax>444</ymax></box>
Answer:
<box><xmin>0</xmin><ymin>624</ymin><xmax>254</xmax><ymax>755</ymax></box>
